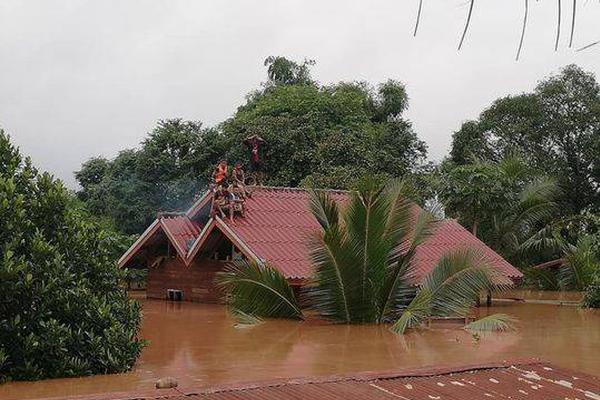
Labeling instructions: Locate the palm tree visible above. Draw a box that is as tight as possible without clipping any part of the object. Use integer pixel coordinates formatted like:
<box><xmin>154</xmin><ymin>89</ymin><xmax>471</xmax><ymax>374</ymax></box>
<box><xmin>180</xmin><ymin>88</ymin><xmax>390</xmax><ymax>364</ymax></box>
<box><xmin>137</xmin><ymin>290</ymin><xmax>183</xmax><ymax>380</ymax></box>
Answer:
<box><xmin>488</xmin><ymin>174</ymin><xmax>560</xmax><ymax>264</ymax></box>
<box><xmin>218</xmin><ymin>179</ymin><xmax>513</xmax><ymax>333</ymax></box>
<box><xmin>558</xmin><ymin>236</ymin><xmax>599</xmax><ymax>291</ymax></box>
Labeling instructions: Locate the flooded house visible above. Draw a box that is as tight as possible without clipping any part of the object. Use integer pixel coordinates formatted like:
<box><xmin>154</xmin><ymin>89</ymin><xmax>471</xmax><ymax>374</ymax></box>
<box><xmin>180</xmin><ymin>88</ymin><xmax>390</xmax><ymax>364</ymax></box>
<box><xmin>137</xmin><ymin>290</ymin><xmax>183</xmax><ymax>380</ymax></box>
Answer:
<box><xmin>118</xmin><ymin>186</ymin><xmax>523</xmax><ymax>302</ymax></box>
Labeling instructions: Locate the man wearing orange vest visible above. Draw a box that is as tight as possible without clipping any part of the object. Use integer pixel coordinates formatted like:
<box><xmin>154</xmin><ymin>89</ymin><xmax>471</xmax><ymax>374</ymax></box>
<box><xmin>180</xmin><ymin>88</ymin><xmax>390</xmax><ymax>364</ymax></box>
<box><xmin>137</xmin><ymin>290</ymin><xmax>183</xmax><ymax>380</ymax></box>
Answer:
<box><xmin>212</xmin><ymin>160</ymin><xmax>229</xmax><ymax>186</ymax></box>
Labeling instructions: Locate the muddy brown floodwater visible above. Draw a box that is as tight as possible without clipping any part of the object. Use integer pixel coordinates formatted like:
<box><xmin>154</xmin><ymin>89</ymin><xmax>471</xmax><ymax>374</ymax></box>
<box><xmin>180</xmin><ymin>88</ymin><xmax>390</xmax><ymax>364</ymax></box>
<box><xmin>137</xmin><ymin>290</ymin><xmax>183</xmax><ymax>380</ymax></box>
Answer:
<box><xmin>2</xmin><ymin>299</ymin><xmax>600</xmax><ymax>399</ymax></box>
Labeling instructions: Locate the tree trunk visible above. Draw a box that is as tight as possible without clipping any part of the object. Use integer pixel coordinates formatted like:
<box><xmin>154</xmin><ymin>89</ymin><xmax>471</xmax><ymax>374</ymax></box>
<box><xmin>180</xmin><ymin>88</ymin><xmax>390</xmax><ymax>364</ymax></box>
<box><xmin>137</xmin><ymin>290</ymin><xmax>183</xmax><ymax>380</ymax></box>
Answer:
<box><xmin>472</xmin><ymin>220</ymin><xmax>478</xmax><ymax>237</ymax></box>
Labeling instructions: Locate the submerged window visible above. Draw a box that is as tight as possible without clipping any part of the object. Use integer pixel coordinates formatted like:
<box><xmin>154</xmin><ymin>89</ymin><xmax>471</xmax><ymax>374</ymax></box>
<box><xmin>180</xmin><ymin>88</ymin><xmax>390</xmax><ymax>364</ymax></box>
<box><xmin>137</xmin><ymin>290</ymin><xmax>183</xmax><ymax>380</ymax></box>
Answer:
<box><xmin>167</xmin><ymin>289</ymin><xmax>183</xmax><ymax>301</ymax></box>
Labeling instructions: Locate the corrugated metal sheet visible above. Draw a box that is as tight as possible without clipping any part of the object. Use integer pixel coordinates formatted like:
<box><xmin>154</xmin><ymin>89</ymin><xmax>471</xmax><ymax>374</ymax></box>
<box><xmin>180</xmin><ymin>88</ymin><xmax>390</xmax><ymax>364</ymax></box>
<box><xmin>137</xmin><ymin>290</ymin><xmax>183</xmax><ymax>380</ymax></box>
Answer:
<box><xmin>221</xmin><ymin>187</ymin><xmax>523</xmax><ymax>282</ymax></box>
<box><xmin>56</xmin><ymin>360</ymin><xmax>600</xmax><ymax>400</ymax></box>
<box><xmin>121</xmin><ymin>186</ymin><xmax>523</xmax><ymax>282</ymax></box>
<box><xmin>161</xmin><ymin>215</ymin><xmax>202</xmax><ymax>255</ymax></box>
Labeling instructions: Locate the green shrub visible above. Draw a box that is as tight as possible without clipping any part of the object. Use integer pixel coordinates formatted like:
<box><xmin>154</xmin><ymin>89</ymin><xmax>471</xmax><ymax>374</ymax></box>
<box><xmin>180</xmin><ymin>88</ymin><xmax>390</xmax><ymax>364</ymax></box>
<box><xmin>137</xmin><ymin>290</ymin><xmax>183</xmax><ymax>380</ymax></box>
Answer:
<box><xmin>0</xmin><ymin>131</ymin><xmax>145</xmax><ymax>382</ymax></box>
<box><xmin>582</xmin><ymin>272</ymin><xmax>600</xmax><ymax>308</ymax></box>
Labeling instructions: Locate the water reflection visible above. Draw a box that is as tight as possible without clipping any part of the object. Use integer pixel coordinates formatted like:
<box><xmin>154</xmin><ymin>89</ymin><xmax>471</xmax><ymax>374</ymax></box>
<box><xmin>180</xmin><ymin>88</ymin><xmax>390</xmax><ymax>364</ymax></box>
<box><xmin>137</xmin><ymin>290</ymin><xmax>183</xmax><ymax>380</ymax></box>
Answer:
<box><xmin>2</xmin><ymin>299</ymin><xmax>599</xmax><ymax>399</ymax></box>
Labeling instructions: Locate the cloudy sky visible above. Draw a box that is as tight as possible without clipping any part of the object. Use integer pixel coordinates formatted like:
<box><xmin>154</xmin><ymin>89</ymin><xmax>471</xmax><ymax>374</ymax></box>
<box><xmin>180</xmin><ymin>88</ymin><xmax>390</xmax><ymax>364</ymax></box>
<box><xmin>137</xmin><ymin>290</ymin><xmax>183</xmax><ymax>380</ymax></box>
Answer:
<box><xmin>1</xmin><ymin>0</ymin><xmax>599</xmax><ymax>188</ymax></box>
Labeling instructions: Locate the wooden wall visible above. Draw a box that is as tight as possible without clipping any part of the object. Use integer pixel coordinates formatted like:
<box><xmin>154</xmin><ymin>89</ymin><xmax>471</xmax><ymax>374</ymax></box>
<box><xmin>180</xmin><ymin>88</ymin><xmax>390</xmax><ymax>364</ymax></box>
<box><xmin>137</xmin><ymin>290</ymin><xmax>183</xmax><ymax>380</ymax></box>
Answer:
<box><xmin>146</xmin><ymin>256</ymin><xmax>225</xmax><ymax>303</ymax></box>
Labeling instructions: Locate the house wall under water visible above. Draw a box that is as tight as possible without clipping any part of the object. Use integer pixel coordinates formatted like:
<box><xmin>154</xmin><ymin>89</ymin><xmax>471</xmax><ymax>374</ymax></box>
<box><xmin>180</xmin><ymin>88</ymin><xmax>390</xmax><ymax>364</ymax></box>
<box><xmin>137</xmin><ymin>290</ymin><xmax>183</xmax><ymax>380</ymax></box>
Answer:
<box><xmin>146</xmin><ymin>257</ymin><xmax>225</xmax><ymax>303</ymax></box>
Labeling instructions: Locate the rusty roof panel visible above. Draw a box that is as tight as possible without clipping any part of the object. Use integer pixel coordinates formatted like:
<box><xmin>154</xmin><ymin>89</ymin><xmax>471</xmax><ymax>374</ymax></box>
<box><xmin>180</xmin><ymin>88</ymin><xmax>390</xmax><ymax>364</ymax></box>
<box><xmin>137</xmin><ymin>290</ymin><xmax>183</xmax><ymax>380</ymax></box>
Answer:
<box><xmin>52</xmin><ymin>360</ymin><xmax>600</xmax><ymax>400</ymax></box>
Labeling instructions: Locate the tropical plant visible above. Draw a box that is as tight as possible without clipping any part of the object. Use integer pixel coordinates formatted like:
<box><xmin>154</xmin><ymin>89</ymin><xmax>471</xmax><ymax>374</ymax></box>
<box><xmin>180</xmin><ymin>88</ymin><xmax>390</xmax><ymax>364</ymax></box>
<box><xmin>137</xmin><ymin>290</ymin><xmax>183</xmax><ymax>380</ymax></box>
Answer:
<box><xmin>465</xmin><ymin>314</ymin><xmax>516</xmax><ymax>332</ymax></box>
<box><xmin>218</xmin><ymin>179</ymin><xmax>513</xmax><ymax>334</ymax></box>
<box><xmin>0</xmin><ymin>131</ymin><xmax>145</xmax><ymax>382</ymax></box>
<box><xmin>450</xmin><ymin>65</ymin><xmax>600</xmax><ymax>215</ymax></box>
<box><xmin>217</xmin><ymin>260</ymin><xmax>303</xmax><ymax>320</ymax></box>
<box><xmin>439</xmin><ymin>156</ymin><xmax>560</xmax><ymax>265</ymax></box>
<box><xmin>557</xmin><ymin>236</ymin><xmax>600</xmax><ymax>291</ymax></box>
<box><xmin>391</xmin><ymin>250</ymin><xmax>510</xmax><ymax>334</ymax></box>
<box><xmin>582</xmin><ymin>270</ymin><xmax>600</xmax><ymax>308</ymax></box>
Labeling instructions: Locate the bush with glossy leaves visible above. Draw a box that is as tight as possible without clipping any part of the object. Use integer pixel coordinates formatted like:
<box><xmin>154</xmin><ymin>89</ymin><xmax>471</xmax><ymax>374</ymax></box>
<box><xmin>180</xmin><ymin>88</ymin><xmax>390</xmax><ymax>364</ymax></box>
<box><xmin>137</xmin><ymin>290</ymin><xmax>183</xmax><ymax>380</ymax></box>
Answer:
<box><xmin>0</xmin><ymin>130</ymin><xmax>145</xmax><ymax>382</ymax></box>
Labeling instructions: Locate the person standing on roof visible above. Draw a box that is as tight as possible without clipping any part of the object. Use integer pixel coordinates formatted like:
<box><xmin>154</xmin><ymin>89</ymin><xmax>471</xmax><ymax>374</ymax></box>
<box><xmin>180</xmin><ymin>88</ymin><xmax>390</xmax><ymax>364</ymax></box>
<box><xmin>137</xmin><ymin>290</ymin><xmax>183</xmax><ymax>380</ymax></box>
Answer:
<box><xmin>212</xmin><ymin>160</ymin><xmax>229</xmax><ymax>186</ymax></box>
<box><xmin>244</xmin><ymin>135</ymin><xmax>266</xmax><ymax>185</ymax></box>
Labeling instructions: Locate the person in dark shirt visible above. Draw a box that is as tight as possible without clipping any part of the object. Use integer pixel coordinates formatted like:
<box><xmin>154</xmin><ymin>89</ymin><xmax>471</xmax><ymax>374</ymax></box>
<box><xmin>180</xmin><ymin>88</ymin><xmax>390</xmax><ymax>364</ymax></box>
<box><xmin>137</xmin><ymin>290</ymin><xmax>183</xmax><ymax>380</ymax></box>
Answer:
<box><xmin>232</xmin><ymin>162</ymin><xmax>249</xmax><ymax>198</ymax></box>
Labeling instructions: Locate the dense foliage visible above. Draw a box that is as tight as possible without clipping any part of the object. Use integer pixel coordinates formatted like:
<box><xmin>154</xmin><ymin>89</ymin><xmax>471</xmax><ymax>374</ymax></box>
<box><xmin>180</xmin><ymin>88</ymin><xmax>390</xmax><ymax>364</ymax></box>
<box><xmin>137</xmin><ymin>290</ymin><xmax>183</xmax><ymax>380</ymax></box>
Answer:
<box><xmin>77</xmin><ymin>58</ymin><xmax>427</xmax><ymax>234</ymax></box>
<box><xmin>450</xmin><ymin>64</ymin><xmax>600</xmax><ymax>215</ymax></box>
<box><xmin>0</xmin><ymin>131</ymin><xmax>144</xmax><ymax>382</ymax></box>
<box><xmin>437</xmin><ymin>156</ymin><xmax>559</xmax><ymax>265</ymax></box>
<box><xmin>442</xmin><ymin>65</ymin><xmax>600</xmax><ymax>301</ymax></box>
<box><xmin>218</xmin><ymin>179</ymin><xmax>511</xmax><ymax>333</ymax></box>
<box><xmin>582</xmin><ymin>271</ymin><xmax>600</xmax><ymax>308</ymax></box>
<box><xmin>76</xmin><ymin>120</ymin><xmax>220</xmax><ymax>234</ymax></box>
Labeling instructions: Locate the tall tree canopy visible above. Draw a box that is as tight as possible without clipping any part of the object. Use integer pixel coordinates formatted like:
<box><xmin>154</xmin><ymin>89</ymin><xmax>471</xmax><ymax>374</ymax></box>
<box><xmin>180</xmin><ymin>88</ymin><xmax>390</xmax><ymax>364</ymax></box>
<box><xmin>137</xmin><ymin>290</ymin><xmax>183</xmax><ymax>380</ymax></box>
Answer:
<box><xmin>0</xmin><ymin>131</ymin><xmax>144</xmax><ymax>382</ymax></box>
<box><xmin>76</xmin><ymin>120</ymin><xmax>224</xmax><ymax>234</ymax></box>
<box><xmin>438</xmin><ymin>157</ymin><xmax>559</xmax><ymax>266</ymax></box>
<box><xmin>450</xmin><ymin>65</ymin><xmax>600</xmax><ymax>214</ymax></box>
<box><xmin>77</xmin><ymin>57</ymin><xmax>428</xmax><ymax>233</ymax></box>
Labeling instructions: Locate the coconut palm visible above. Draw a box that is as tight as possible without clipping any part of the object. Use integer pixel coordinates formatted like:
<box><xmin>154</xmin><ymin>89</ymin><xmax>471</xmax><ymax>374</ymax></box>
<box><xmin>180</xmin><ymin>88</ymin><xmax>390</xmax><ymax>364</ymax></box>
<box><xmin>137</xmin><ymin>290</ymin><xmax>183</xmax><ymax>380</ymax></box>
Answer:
<box><xmin>218</xmin><ymin>178</ymin><xmax>513</xmax><ymax>333</ymax></box>
<box><xmin>488</xmin><ymin>175</ymin><xmax>560</xmax><ymax>263</ymax></box>
<box><xmin>558</xmin><ymin>236</ymin><xmax>599</xmax><ymax>291</ymax></box>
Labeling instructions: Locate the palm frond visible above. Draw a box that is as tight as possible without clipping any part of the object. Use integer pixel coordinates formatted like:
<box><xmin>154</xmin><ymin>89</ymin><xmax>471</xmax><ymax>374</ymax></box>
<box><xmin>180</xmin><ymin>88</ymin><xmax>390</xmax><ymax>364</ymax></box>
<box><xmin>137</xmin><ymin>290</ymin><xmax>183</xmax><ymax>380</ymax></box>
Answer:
<box><xmin>390</xmin><ymin>288</ymin><xmax>432</xmax><ymax>334</ymax></box>
<box><xmin>516</xmin><ymin>0</ymin><xmax>529</xmax><ymax>61</ymax></box>
<box><xmin>569</xmin><ymin>0</ymin><xmax>576</xmax><ymax>48</ymax></box>
<box><xmin>458</xmin><ymin>0</ymin><xmax>475</xmax><ymax>50</ymax></box>
<box><xmin>343</xmin><ymin>178</ymin><xmax>396</xmax><ymax>321</ymax></box>
<box><xmin>428</xmin><ymin>252</ymin><xmax>505</xmax><ymax>317</ymax></box>
<box><xmin>413</xmin><ymin>0</ymin><xmax>423</xmax><ymax>37</ymax></box>
<box><xmin>308</xmin><ymin>228</ymin><xmax>355</xmax><ymax>322</ymax></box>
<box><xmin>558</xmin><ymin>236</ymin><xmax>599</xmax><ymax>290</ymax></box>
<box><xmin>465</xmin><ymin>314</ymin><xmax>517</xmax><ymax>332</ymax></box>
<box><xmin>378</xmin><ymin>206</ymin><xmax>435</xmax><ymax>321</ymax></box>
<box><xmin>555</xmin><ymin>0</ymin><xmax>562</xmax><ymax>51</ymax></box>
<box><xmin>377</xmin><ymin>257</ymin><xmax>416</xmax><ymax>322</ymax></box>
<box><xmin>309</xmin><ymin>189</ymin><xmax>340</xmax><ymax>230</ymax></box>
<box><xmin>231</xmin><ymin>309</ymin><xmax>264</xmax><ymax>329</ymax></box>
<box><xmin>576</xmin><ymin>40</ymin><xmax>600</xmax><ymax>52</ymax></box>
<box><xmin>216</xmin><ymin>260</ymin><xmax>304</xmax><ymax>320</ymax></box>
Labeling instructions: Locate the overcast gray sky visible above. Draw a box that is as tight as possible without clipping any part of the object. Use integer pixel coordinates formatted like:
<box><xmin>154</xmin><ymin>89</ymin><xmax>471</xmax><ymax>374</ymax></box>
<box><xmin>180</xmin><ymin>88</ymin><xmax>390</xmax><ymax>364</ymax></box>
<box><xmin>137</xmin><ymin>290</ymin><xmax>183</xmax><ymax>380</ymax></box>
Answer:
<box><xmin>1</xmin><ymin>0</ymin><xmax>599</xmax><ymax>188</ymax></box>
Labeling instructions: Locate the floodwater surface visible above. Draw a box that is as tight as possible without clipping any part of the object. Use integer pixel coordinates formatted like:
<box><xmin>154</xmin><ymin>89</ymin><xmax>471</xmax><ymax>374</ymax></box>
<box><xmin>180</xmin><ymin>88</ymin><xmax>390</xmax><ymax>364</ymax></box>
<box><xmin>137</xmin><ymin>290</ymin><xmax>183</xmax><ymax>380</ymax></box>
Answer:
<box><xmin>2</xmin><ymin>299</ymin><xmax>600</xmax><ymax>399</ymax></box>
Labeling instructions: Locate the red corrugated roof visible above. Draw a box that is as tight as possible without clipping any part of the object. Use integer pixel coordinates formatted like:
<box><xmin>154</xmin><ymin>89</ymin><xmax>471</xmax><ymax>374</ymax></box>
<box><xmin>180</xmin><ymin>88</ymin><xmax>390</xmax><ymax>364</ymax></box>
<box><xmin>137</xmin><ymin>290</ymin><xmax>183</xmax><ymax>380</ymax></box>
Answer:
<box><xmin>411</xmin><ymin>219</ymin><xmax>522</xmax><ymax>282</ymax></box>
<box><xmin>47</xmin><ymin>360</ymin><xmax>600</xmax><ymax>400</ymax></box>
<box><xmin>220</xmin><ymin>188</ymin><xmax>348</xmax><ymax>279</ymax></box>
<box><xmin>218</xmin><ymin>187</ymin><xmax>523</xmax><ymax>281</ymax></box>
<box><xmin>160</xmin><ymin>215</ymin><xmax>202</xmax><ymax>256</ymax></box>
<box><xmin>121</xmin><ymin>186</ymin><xmax>523</xmax><ymax>282</ymax></box>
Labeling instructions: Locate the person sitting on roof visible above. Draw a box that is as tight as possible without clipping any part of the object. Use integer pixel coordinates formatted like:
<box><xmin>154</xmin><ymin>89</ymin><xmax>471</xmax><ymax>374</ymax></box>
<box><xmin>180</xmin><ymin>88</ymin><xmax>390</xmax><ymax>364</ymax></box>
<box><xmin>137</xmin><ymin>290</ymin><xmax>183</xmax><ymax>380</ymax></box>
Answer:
<box><xmin>212</xmin><ymin>160</ymin><xmax>229</xmax><ymax>187</ymax></box>
<box><xmin>211</xmin><ymin>185</ymin><xmax>233</xmax><ymax>222</ymax></box>
<box><xmin>231</xmin><ymin>162</ymin><xmax>250</xmax><ymax>198</ymax></box>
<box><xmin>228</xmin><ymin>183</ymin><xmax>246</xmax><ymax>219</ymax></box>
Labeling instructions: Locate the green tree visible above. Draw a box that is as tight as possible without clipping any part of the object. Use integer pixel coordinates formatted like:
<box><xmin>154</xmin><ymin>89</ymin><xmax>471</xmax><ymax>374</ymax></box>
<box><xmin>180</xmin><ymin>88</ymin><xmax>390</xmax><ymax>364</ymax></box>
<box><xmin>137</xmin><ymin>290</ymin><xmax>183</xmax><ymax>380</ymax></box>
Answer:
<box><xmin>220</xmin><ymin>68</ymin><xmax>427</xmax><ymax>188</ymax></box>
<box><xmin>438</xmin><ymin>157</ymin><xmax>559</xmax><ymax>265</ymax></box>
<box><xmin>217</xmin><ymin>179</ymin><xmax>511</xmax><ymax>333</ymax></box>
<box><xmin>77</xmin><ymin>58</ymin><xmax>428</xmax><ymax>232</ymax></box>
<box><xmin>76</xmin><ymin>119</ymin><xmax>224</xmax><ymax>234</ymax></box>
<box><xmin>450</xmin><ymin>65</ymin><xmax>600</xmax><ymax>214</ymax></box>
<box><xmin>0</xmin><ymin>130</ymin><xmax>144</xmax><ymax>382</ymax></box>
<box><xmin>263</xmin><ymin>56</ymin><xmax>315</xmax><ymax>86</ymax></box>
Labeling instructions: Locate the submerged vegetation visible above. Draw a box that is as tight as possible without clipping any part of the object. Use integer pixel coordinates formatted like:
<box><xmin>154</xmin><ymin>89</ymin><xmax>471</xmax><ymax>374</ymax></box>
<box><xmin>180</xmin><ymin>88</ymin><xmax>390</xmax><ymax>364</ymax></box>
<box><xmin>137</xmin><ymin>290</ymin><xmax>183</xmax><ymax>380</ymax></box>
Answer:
<box><xmin>0</xmin><ymin>131</ymin><xmax>144</xmax><ymax>382</ymax></box>
<box><xmin>218</xmin><ymin>179</ymin><xmax>513</xmax><ymax>333</ymax></box>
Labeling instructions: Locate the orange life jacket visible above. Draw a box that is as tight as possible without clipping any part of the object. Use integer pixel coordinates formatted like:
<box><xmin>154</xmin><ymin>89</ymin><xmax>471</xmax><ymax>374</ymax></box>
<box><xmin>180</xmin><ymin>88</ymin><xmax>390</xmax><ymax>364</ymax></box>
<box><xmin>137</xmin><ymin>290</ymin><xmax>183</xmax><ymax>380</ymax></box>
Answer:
<box><xmin>215</xmin><ymin>165</ymin><xmax>227</xmax><ymax>183</ymax></box>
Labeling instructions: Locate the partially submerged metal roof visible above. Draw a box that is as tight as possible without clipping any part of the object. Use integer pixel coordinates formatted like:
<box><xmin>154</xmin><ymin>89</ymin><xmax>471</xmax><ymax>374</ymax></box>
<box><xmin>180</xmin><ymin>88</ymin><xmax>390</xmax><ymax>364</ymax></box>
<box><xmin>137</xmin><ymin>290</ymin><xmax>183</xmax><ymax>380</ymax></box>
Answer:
<box><xmin>49</xmin><ymin>359</ymin><xmax>600</xmax><ymax>400</ymax></box>
<box><xmin>120</xmin><ymin>186</ymin><xmax>523</xmax><ymax>283</ymax></box>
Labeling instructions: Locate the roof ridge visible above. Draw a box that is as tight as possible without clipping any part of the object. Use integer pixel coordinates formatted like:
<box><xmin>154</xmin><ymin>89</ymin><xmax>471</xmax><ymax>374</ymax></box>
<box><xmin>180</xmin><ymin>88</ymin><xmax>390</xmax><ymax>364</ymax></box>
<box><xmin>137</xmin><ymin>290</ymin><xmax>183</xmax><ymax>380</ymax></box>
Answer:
<box><xmin>252</xmin><ymin>185</ymin><xmax>352</xmax><ymax>195</ymax></box>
